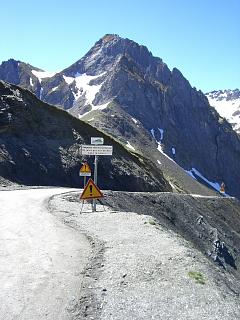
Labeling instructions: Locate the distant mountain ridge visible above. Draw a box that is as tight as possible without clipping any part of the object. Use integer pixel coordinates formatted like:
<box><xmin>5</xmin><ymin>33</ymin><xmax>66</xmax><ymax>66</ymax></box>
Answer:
<box><xmin>206</xmin><ymin>89</ymin><xmax>240</xmax><ymax>134</ymax></box>
<box><xmin>1</xmin><ymin>34</ymin><xmax>240</xmax><ymax>198</ymax></box>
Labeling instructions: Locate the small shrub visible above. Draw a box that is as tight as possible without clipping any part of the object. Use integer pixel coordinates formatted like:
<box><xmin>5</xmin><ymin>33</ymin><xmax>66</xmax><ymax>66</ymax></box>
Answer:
<box><xmin>188</xmin><ymin>271</ymin><xmax>205</xmax><ymax>285</ymax></box>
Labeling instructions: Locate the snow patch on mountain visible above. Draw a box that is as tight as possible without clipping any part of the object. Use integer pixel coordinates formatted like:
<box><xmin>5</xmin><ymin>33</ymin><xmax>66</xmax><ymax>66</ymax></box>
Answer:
<box><xmin>63</xmin><ymin>75</ymin><xmax>75</xmax><ymax>85</ymax></box>
<box><xmin>150</xmin><ymin>129</ymin><xmax>155</xmax><ymax>139</ymax></box>
<box><xmin>32</xmin><ymin>70</ymin><xmax>57</xmax><ymax>82</ymax></box>
<box><xmin>185</xmin><ymin>169</ymin><xmax>197</xmax><ymax>180</ymax></box>
<box><xmin>64</xmin><ymin>72</ymin><xmax>113</xmax><ymax>118</ymax></box>
<box><xmin>51</xmin><ymin>86</ymin><xmax>58</xmax><ymax>92</ymax></box>
<box><xmin>158</xmin><ymin>128</ymin><xmax>164</xmax><ymax>141</ymax></box>
<box><xmin>151</xmin><ymin>129</ymin><xmax>176</xmax><ymax>163</ymax></box>
<box><xmin>78</xmin><ymin>102</ymin><xmax>109</xmax><ymax>119</ymax></box>
<box><xmin>39</xmin><ymin>88</ymin><xmax>43</xmax><ymax>99</ymax></box>
<box><xmin>74</xmin><ymin>73</ymin><xmax>102</xmax><ymax>103</ymax></box>
<box><xmin>63</xmin><ymin>72</ymin><xmax>107</xmax><ymax>108</ymax></box>
<box><xmin>157</xmin><ymin>142</ymin><xmax>175</xmax><ymax>162</ymax></box>
<box><xmin>206</xmin><ymin>89</ymin><xmax>240</xmax><ymax>133</ymax></box>
<box><xmin>186</xmin><ymin>168</ymin><xmax>221</xmax><ymax>192</ymax></box>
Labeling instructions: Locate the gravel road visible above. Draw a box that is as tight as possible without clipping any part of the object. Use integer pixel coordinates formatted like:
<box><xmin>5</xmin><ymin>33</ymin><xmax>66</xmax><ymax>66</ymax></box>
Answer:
<box><xmin>49</xmin><ymin>192</ymin><xmax>240</xmax><ymax>320</ymax></box>
<box><xmin>0</xmin><ymin>188</ymin><xmax>90</xmax><ymax>320</ymax></box>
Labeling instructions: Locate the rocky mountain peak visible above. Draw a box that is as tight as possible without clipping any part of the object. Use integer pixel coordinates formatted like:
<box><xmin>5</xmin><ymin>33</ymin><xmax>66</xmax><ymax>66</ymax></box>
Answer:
<box><xmin>206</xmin><ymin>89</ymin><xmax>240</xmax><ymax>101</ymax></box>
<box><xmin>64</xmin><ymin>34</ymin><xmax>166</xmax><ymax>78</ymax></box>
<box><xmin>98</xmin><ymin>33</ymin><xmax>120</xmax><ymax>45</ymax></box>
<box><xmin>0</xmin><ymin>59</ymin><xmax>22</xmax><ymax>84</ymax></box>
<box><xmin>206</xmin><ymin>88</ymin><xmax>240</xmax><ymax>134</ymax></box>
<box><xmin>2</xmin><ymin>58</ymin><xmax>20</xmax><ymax>67</ymax></box>
<box><xmin>1</xmin><ymin>36</ymin><xmax>240</xmax><ymax>198</ymax></box>
<box><xmin>0</xmin><ymin>58</ymin><xmax>43</xmax><ymax>96</ymax></box>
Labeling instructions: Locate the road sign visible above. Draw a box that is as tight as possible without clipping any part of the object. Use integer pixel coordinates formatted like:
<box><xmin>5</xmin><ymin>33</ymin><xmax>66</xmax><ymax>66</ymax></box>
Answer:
<box><xmin>79</xmin><ymin>162</ymin><xmax>91</xmax><ymax>177</ymax></box>
<box><xmin>80</xmin><ymin>178</ymin><xmax>103</xmax><ymax>200</ymax></box>
<box><xmin>80</xmin><ymin>145</ymin><xmax>113</xmax><ymax>156</ymax></box>
<box><xmin>91</xmin><ymin>137</ymin><xmax>104</xmax><ymax>145</ymax></box>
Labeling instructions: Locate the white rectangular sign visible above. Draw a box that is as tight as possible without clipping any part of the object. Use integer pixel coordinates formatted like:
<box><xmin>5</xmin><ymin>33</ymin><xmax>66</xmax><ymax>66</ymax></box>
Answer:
<box><xmin>81</xmin><ymin>145</ymin><xmax>113</xmax><ymax>156</ymax></box>
<box><xmin>79</xmin><ymin>172</ymin><xmax>91</xmax><ymax>177</ymax></box>
<box><xmin>91</xmin><ymin>137</ymin><xmax>104</xmax><ymax>145</ymax></box>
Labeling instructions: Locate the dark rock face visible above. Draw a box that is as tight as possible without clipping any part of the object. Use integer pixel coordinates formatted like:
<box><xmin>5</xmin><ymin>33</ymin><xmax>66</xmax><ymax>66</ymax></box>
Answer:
<box><xmin>0</xmin><ymin>59</ymin><xmax>21</xmax><ymax>84</ymax></box>
<box><xmin>1</xmin><ymin>35</ymin><xmax>240</xmax><ymax>198</ymax></box>
<box><xmin>0</xmin><ymin>59</ymin><xmax>42</xmax><ymax>96</ymax></box>
<box><xmin>0</xmin><ymin>80</ymin><xmax>170</xmax><ymax>192</ymax></box>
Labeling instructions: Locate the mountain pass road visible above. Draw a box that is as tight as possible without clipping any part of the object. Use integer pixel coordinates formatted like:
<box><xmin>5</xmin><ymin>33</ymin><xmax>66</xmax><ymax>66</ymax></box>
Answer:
<box><xmin>0</xmin><ymin>188</ymin><xmax>90</xmax><ymax>320</ymax></box>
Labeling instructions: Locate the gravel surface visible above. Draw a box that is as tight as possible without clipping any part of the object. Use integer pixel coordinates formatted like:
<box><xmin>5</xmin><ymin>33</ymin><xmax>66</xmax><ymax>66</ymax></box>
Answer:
<box><xmin>0</xmin><ymin>188</ymin><xmax>90</xmax><ymax>320</ymax></box>
<box><xmin>49</xmin><ymin>191</ymin><xmax>240</xmax><ymax>320</ymax></box>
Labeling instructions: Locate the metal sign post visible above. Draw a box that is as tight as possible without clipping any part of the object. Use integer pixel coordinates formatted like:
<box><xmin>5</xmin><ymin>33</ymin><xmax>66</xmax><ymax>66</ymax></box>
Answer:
<box><xmin>80</xmin><ymin>139</ymin><xmax>113</xmax><ymax>212</ymax></box>
<box><xmin>93</xmin><ymin>155</ymin><xmax>98</xmax><ymax>212</ymax></box>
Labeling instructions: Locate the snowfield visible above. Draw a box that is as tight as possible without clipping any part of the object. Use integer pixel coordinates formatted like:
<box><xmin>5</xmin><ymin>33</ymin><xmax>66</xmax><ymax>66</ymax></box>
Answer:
<box><xmin>0</xmin><ymin>188</ymin><xmax>90</xmax><ymax>320</ymax></box>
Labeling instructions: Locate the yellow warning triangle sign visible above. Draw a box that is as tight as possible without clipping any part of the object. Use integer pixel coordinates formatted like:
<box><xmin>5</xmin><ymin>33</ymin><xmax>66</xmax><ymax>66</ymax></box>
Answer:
<box><xmin>80</xmin><ymin>178</ymin><xmax>103</xmax><ymax>200</ymax></box>
<box><xmin>80</xmin><ymin>162</ymin><xmax>91</xmax><ymax>173</ymax></box>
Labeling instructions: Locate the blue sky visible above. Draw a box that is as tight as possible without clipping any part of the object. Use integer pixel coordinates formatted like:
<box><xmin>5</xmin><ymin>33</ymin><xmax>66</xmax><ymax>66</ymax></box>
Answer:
<box><xmin>1</xmin><ymin>0</ymin><xmax>239</xmax><ymax>92</ymax></box>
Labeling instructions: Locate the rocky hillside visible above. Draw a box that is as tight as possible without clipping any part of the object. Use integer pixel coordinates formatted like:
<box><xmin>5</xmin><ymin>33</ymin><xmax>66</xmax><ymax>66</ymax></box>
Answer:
<box><xmin>1</xmin><ymin>35</ymin><xmax>240</xmax><ymax>198</ymax></box>
<box><xmin>206</xmin><ymin>89</ymin><xmax>240</xmax><ymax>134</ymax></box>
<box><xmin>0</xmin><ymin>58</ymin><xmax>52</xmax><ymax>98</ymax></box>
<box><xmin>103</xmin><ymin>191</ymin><xmax>240</xmax><ymax>279</ymax></box>
<box><xmin>0</xmin><ymin>80</ymin><xmax>170</xmax><ymax>191</ymax></box>
<box><xmin>50</xmin><ymin>190</ymin><xmax>240</xmax><ymax>319</ymax></box>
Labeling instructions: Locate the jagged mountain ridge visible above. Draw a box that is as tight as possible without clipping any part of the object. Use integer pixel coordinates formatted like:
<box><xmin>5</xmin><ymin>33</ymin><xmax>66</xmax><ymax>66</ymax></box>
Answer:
<box><xmin>206</xmin><ymin>89</ymin><xmax>240</xmax><ymax>134</ymax></box>
<box><xmin>0</xmin><ymin>35</ymin><xmax>176</xmax><ymax>112</ymax></box>
<box><xmin>0</xmin><ymin>58</ymin><xmax>48</xmax><ymax>98</ymax></box>
<box><xmin>1</xmin><ymin>34</ymin><xmax>240</xmax><ymax>198</ymax></box>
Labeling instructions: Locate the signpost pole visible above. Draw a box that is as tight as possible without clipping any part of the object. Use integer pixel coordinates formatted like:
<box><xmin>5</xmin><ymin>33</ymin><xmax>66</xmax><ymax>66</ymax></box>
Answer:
<box><xmin>84</xmin><ymin>176</ymin><xmax>86</xmax><ymax>189</ymax></box>
<box><xmin>80</xmin><ymin>139</ymin><xmax>112</xmax><ymax>213</ymax></box>
<box><xmin>92</xmin><ymin>155</ymin><xmax>98</xmax><ymax>212</ymax></box>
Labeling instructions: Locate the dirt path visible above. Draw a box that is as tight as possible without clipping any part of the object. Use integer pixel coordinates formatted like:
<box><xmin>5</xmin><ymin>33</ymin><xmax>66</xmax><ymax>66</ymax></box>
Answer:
<box><xmin>0</xmin><ymin>188</ymin><xmax>90</xmax><ymax>320</ymax></box>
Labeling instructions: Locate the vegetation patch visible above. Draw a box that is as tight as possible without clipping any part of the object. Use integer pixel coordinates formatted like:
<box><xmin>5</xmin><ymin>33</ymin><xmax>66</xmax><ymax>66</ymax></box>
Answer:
<box><xmin>188</xmin><ymin>271</ymin><xmax>205</xmax><ymax>284</ymax></box>
<box><xmin>148</xmin><ymin>219</ymin><xmax>157</xmax><ymax>225</ymax></box>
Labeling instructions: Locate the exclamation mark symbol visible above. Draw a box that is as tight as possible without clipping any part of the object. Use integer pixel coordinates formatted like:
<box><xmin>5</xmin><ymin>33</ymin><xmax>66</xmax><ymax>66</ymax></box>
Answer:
<box><xmin>90</xmin><ymin>185</ymin><xmax>93</xmax><ymax>196</ymax></box>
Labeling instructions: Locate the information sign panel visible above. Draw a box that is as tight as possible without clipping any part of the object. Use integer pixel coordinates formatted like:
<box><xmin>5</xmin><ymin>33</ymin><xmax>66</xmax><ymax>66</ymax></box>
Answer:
<box><xmin>81</xmin><ymin>145</ymin><xmax>113</xmax><ymax>156</ymax></box>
